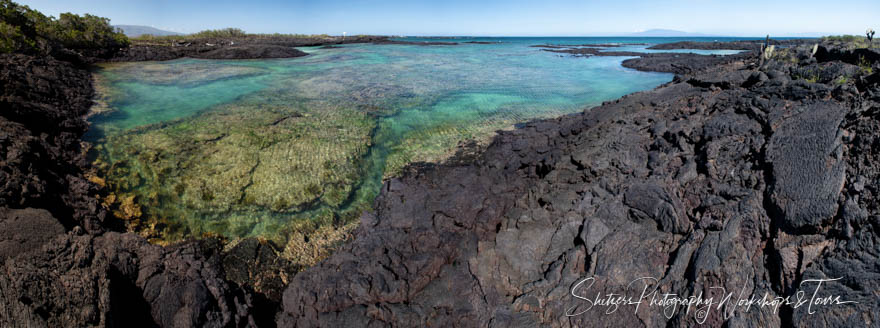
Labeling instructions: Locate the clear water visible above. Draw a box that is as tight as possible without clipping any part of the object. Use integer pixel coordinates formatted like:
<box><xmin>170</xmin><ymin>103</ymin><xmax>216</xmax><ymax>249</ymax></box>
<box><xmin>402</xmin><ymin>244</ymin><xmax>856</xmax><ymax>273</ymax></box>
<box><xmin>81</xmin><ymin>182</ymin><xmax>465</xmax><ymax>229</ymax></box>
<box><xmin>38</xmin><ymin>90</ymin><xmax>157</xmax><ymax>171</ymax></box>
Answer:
<box><xmin>88</xmin><ymin>37</ymin><xmax>744</xmax><ymax>240</ymax></box>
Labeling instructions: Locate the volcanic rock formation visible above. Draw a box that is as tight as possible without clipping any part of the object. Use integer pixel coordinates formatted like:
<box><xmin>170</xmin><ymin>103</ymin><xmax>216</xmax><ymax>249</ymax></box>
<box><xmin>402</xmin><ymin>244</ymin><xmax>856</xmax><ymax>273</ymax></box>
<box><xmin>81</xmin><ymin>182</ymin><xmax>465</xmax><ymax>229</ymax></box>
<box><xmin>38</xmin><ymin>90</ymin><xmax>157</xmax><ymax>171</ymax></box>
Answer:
<box><xmin>2</xmin><ymin>38</ymin><xmax>879</xmax><ymax>327</ymax></box>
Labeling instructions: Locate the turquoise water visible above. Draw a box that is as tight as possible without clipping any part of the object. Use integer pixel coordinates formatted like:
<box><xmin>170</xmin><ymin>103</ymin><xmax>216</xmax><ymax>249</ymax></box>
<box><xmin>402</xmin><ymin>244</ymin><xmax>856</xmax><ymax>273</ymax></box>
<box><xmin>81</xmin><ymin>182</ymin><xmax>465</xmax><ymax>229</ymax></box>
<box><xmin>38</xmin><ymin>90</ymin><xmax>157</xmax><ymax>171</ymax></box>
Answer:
<box><xmin>88</xmin><ymin>37</ymin><xmax>743</xmax><ymax>240</ymax></box>
<box><xmin>90</xmin><ymin>37</ymin><xmax>750</xmax><ymax>135</ymax></box>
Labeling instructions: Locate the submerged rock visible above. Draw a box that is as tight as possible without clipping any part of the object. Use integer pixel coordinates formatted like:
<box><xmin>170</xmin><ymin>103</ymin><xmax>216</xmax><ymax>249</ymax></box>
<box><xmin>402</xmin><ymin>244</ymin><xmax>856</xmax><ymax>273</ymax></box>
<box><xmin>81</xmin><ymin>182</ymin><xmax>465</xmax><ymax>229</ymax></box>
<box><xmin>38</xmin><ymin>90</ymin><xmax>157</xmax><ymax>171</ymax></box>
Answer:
<box><xmin>94</xmin><ymin>93</ymin><xmax>376</xmax><ymax>241</ymax></box>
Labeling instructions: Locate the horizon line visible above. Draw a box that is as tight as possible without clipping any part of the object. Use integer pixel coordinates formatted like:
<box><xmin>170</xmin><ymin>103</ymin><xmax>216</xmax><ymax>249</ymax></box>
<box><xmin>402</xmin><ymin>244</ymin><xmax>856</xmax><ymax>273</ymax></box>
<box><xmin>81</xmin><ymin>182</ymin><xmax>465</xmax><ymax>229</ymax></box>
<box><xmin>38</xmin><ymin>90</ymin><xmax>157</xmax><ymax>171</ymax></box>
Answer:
<box><xmin>389</xmin><ymin>35</ymin><xmax>817</xmax><ymax>38</ymax></box>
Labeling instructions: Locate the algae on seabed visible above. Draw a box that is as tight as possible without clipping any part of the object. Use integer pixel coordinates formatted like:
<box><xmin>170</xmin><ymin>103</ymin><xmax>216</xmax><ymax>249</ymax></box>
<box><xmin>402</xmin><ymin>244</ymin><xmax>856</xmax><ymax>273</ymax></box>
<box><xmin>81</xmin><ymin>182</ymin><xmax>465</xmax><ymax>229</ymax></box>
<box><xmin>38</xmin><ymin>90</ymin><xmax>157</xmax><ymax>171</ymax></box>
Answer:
<box><xmin>87</xmin><ymin>41</ymin><xmax>675</xmax><ymax>266</ymax></box>
<box><xmin>93</xmin><ymin>88</ymin><xmax>376</xmax><ymax>252</ymax></box>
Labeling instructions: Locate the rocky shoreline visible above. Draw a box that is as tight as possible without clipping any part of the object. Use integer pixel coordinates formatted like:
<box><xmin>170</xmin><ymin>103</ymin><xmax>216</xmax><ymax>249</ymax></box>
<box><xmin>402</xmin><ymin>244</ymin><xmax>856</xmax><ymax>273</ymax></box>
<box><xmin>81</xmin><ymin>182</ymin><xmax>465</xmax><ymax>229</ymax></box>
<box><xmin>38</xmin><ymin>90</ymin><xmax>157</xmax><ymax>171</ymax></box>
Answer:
<box><xmin>275</xmin><ymin>42</ymin><xmax>880</xmax><ymax>327</ymax></box>
<box><xmin>101</xmin><ymin>35</ymin><xmax>475</xmax><ymax>62</ymax></box>
<box><xmin>537</xmin><ymin>45</ymin><xmax>756</xmax><ymax>74</ymax></box>
<box><xmin>646</xmin><ymin>39</ymin><xmax>808</xmax><ymax>51</ymax></box>
<box><xmin>106</xmin><ymin>35</ymin><xmax>390</xmax><ymax>62</ymax></box>
<box><xmin>1</xmin><ymin>39</ymin><xmax>879</xmax><ymax>327</ymax></box>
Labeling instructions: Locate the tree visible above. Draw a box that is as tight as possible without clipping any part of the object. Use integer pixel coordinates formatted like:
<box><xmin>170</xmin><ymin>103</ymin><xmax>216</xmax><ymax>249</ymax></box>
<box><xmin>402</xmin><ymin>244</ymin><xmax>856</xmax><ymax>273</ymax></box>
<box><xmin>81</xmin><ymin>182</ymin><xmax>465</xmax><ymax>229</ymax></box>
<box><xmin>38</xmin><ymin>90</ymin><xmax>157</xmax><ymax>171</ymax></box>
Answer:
<box><xmin>50</xmin><ymin>13</ymin><xmax>129</xmax><ymax>50</ymax></box>
<box><xmin>0</xmin><ymin>0</ymin><xmax>129</xmax><ymax>55</ymax></box>
<box><xmin>0</xmin><ymin>0</ymin><xmax>50</xmax><ymax>53</ymax></box>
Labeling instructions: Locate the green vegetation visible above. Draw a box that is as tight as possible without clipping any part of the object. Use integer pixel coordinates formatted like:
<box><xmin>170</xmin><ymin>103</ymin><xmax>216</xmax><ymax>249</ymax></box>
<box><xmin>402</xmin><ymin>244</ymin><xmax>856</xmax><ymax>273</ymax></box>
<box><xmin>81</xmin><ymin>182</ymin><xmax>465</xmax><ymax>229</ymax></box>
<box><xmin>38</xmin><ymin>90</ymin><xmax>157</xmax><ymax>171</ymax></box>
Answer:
<box><xmin>134</xmin><ymin>27</ymin><xmax>316</xmax><ymax>42</ymax></box>
<box><xmin>189</xmin><ymin>27</ymin><xmax>247</xmax><ymax>38</ymax></box>
<box><xmin>50</xmin><ymin>13</ymin><xmax>129</xmax><ymax>50</ymax></box>
<box><xmin>0</xmin><ymin>0</ymin><xmax>48</xmax><ymax>53</ymax></box>
<box><xmin>0</xmin><ymin>0</ymin><xmax>128</xmax><ymax>54</ymax></box>
<box><xmin>821</xmin><ymin>35</ymin><xmax>872</xmax><ymax>49</ymax></box>
<box><xmin>859</xmin><ymin>55</ymin><xmax>874</xmax><ymax>74</ymax></box>
<box><xmin>131</xmin><ymin>27</ymin><xmax>339</xmax><ymax>45</ymax></box>
<box><xmin>0</xmin><ymin>20</ymin><xmax>28</xmax><ymax>53</ymax></box>
<box><xmin>822</xmin><ymin>35</ymin><xmax>864</xmax><ymax>42</ymax></box>
<box><xmin>128</xmin><ymin>33</ymin><xmax>186</xmax><ymax>43</ymax></box>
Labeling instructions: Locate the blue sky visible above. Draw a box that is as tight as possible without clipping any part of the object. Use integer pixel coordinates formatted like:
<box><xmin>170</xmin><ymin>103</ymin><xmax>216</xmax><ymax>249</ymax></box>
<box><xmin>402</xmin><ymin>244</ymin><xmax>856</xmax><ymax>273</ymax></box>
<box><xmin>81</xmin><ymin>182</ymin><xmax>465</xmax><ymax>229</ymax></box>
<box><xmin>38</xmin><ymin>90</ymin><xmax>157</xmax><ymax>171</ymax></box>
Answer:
<box><xmin>17</xmin><ymin>0</ymin><xmax>879</xmax><ymax>36</ymax></box>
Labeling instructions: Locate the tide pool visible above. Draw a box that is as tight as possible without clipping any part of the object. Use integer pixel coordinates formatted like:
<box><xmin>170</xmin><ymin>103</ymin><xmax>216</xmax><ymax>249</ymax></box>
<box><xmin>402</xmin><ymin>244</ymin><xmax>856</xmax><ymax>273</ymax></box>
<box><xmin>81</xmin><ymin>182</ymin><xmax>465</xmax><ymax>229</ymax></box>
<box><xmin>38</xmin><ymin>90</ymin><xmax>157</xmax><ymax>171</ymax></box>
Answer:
<box><xmin>87</xmin><ymin>37</ymin><xmax>737</xmax><ymax>249</ymax></box>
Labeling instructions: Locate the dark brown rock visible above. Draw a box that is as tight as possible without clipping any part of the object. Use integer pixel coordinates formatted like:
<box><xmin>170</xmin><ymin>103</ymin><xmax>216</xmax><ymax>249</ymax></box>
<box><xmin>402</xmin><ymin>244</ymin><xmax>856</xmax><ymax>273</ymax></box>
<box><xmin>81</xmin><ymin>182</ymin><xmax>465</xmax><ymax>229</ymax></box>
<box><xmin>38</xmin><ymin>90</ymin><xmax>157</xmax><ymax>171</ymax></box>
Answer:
<box><xmin>0</xmin><ymin>208</ymin><xmax>65</xmax><ymax>259</ymax></box>
<box><xmin>0</xmin><ymin>52</ymin><xmax>267</xmax><ymax>327</ymax></box>
<box><xmin>108</xmin><ymin>35</ymin><xmax>389</xmax><ymax>62</ymax></box>
<box><xmin>0</xmin><ymin>231</ymin><xmax>261</xmax><ymax>327</ymax></box>
<box><xmin>0</xmin><ymin>54</ymin><xmax>106</xmax><ymax>231</ymax></box>
<box><xmin>766</xmin><ymin>101</ymin><xmax>847</xmax><ymax>232</ymax></box>
<box><xmin>647</xmin><ymin>39</ymin><xmax>812</xmax><ymax>51</ymax></box>
<box><xmin>541</xmin><ymin>46</ymin><xmax>755</xmax><ymax>75</ymax></box>
<box><xmin>196</xmin><ymin>45</ymin><xmax>307</xmax><ymax>59</ymax></box>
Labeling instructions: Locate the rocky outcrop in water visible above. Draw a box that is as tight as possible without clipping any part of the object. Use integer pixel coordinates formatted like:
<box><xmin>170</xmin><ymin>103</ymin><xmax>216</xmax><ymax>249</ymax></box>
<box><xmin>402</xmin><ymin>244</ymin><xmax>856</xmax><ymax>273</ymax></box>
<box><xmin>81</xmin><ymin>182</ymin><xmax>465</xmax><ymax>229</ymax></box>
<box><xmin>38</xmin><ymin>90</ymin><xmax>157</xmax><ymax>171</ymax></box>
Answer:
<box><xmin>276</xmin><ymin>45</ymin><xmax>880</xmax><ymax>327</ymax></box>
<box><xmin>647</xmin><ymin>39</ymin><xmax>810</xmax><ymax>51</ymax></box>
<box><xmin>540</xmin><ymin>45</ymin><xmax>754</xmax><ymax>74</ymax></box>
<box><xmin>112</xmin><ymin>44</ymin><xmax>307</xmax><ymax>61</ymax></box>
<box><xmin>108</xmin><ymin>35</ymin><xmax>388</xmax><ymax>62</ymax></box>
<box><xmin>619</xmin><ymin>53</ymin><xmax>753</xmax><ymax>74</ymax></box>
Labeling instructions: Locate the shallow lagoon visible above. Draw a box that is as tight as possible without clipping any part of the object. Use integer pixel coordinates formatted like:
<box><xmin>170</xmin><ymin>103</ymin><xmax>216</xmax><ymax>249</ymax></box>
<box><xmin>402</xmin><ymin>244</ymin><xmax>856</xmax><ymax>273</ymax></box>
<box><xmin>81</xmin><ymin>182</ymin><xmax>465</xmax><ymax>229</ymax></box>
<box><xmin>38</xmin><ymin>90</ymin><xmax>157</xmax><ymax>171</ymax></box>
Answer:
<box><xmin>88</xmin><ymin>37</ymin><xmax>740</xmax><ymax>248</ymax></box>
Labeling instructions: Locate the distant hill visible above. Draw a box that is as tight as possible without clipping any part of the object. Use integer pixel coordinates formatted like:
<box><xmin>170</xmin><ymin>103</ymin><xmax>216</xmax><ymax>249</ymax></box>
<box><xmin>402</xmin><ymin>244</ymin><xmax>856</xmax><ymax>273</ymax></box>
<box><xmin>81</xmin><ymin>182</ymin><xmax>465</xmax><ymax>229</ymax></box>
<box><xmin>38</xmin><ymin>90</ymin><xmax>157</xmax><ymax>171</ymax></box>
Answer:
<box><xmin>627</xmin><ymin>29</ymin><xmax>715</xmax><ymax>37</ymax></box>
<box><xmin>114</xmin><ymin>25</ymin><xmax>181</xmax><ymax>37</ymax></box>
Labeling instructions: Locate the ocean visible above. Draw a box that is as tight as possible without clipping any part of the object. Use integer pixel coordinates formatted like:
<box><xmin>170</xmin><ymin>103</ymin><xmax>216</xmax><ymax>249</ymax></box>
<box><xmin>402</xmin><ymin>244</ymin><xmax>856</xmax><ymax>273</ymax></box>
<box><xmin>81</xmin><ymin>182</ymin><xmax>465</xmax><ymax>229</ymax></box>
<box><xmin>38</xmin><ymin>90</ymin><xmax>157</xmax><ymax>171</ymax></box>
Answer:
<box><xmin>87</xmin><ymin>36</ymin><xmax>758</xmax><ymax>240</ymax></box>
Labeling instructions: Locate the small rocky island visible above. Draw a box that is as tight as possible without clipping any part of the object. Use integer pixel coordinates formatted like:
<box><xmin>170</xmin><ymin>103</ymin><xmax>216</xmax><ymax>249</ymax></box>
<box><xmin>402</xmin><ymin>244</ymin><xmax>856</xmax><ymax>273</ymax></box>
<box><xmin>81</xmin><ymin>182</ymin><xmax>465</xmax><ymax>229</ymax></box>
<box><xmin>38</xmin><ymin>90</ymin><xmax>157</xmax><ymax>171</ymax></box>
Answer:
<box><xmin>2</xmin><ymin>2</ymin><xmax>879</xmax><ymax>326</ymax></box>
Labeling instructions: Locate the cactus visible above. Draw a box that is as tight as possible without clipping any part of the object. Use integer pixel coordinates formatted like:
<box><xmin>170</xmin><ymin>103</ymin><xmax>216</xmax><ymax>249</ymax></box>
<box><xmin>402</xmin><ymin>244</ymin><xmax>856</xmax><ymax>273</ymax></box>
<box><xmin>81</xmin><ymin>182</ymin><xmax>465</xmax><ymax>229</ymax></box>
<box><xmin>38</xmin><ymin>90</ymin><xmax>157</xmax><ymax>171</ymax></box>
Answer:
<box><xmin>805</xmin><ymin>43</ymin><xmax>818</xmax><ymax>60</ymax></box>
<box><xmin>868</xmin><ymin>28</ymin><xmax>875</xmax><ymax>47</ymax></box>
<box><xmin>763</xmin><ymin>45</ymin><xmax>775</xmax><ymax>60</ymax></box>
<box><xmin>758</xmin><ymin>35</ymin><xmax>775</xmax><ymax>69</ymax></box>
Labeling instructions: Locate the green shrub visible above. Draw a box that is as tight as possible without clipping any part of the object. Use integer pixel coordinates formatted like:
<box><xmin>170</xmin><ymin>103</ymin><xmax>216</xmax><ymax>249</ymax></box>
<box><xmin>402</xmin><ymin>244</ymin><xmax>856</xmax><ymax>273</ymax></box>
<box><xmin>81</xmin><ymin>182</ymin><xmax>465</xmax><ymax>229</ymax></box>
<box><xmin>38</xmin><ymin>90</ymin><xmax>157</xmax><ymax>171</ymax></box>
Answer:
<box><xmin>129</xmin><ymin>30</ymin><xmax>342</xmax><ymax>46</ymax></box>
<box><xmin>49</xmin><ymin>13</ymin><xmax>129</xmax><ymax>50</ymax></box>
<box><xmin>822</xmin><ymin>35</ymin><xmax>862</xmax><ymax>42</ymax></box>
<box><xmin>859</xmin><ymin>55</ymin><xmax>874</xmax><ymax>74</ymax></box>
<box><xmin>0</xmin><ymin>0</ymin><xmax>128</xmax><ymax>54</ymax></box>
<box><xmin>0</xmin><ymin>21</ymin><xmax>28</xmax><ymax>52</ymax></box>
<box><xmin>0</xmin><ymin>0</ymin><xmax>49</xmax><ymax>53</ymax></box>
<box><xmin>131</xmin><ymin>33</ymin><xmax>185</xmax><ymax>43</ymax></box>
<box><xmin>822</xmin><ymin>34</ymin><xmax>871</xmax><ymax>49</ymax></box>
<box><xmin>190</xmin><ymin>28</ymin><xmax>247</xmax><ymax>39</ymax></box>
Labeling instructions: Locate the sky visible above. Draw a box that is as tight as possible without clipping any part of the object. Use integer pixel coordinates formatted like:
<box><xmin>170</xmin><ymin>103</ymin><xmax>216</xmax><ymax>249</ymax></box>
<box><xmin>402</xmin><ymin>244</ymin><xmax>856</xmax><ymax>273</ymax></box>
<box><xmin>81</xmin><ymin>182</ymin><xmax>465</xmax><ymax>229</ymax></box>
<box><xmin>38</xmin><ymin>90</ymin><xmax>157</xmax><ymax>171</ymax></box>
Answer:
<box><xmin>16</xmin><ymin>0</ymin><xmax>879</xmax><ymax>37</ymax></box>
